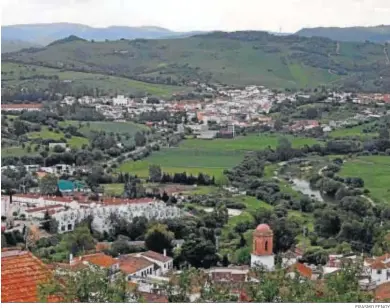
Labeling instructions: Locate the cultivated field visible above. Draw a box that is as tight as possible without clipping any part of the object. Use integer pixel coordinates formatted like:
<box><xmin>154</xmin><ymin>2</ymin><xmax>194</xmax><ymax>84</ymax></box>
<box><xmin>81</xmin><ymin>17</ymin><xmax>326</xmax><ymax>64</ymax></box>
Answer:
<box><xmin>179</xmin><ymin>134</ymin><xmax>319</xmax><ymax>151</ymax></box>
<box><xmin>60</xmin><ymin>120</ymin><xmax>149</xmax><ymax>136</ymax></box>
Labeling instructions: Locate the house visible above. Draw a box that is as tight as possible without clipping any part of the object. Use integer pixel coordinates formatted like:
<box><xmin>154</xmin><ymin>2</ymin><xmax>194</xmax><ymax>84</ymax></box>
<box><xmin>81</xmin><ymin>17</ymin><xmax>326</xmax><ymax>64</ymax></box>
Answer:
<box><xmin>286</xmin><ymin>262</ymin><xmax>316</xmax><ymax>280</ymax></box>
<box><xmin>138</xmin><ymin>250</ymin><xmax>173</xmax><ymax>275</ymax></box>
<box><xmin>1</xmin><ymin>248</ymin><xmax>59</xmax><ymax>303</ymax></box>
<box><xmin>364</xmin><ymin>253</ymin><xmax>390</xmax><ymax>286</ymax></box>
<box><xmin>375</xmin><ymin>281</ymin><xmax>390</xmax><ymax>302</ymax></box>
<box><xmin>139</xmin><ymin>292</ymin><xmax>169</xmax><ymax>303</ymax></box>
<box><xmin>119</xmin><ymin>255</ymin><xmax>155</xmax><ymax>280</ymax></box>
<box><xmin>73</xmin><ymin>252</ymin><xmax>120</xmax><ymax>274</ymax></box>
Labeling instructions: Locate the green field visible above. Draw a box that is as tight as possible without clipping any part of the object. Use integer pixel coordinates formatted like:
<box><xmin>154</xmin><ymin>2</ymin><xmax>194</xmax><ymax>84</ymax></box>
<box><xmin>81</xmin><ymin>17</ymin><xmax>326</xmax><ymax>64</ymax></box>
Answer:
<box><xmin>60</xmin><ymin>120</ymin><xmax>149</xmax><ymax>136</ymax></box>
<box><xmin>1</xmin><ymin>146</ymin><xmax>39</xmax><ymax>157</ymax></box>
<box><xmin>119</xmin><ymin>148</ymin><xmax>241</xmax><ymax>181</ymax></box>
<box><xmin>339</xmin><ymin>156</ymin><xmax>390</xmax><ymax>205</ymax></box>
<box><xmin>179</xmin><ymin>134</ymin><xmax>319</xmax><ymax>151</ymax></box>
<box><xmin>330</xmin><ymin>124</ymin><xmax>377</xmax><ymax>138</ymax></box>
<box><xmin>27</xmin><ymin>128</ymin><xmax>89</xmax><ymax>148</ymax></box>
<box><xmin>118</xmin><ymin>134</ymin><xmax>319</xmax><ymax>181</ymax></box>
<box><xmin>2</xmin><ymin>62</ymin><xmax>187</xmax><ymax>97</ymax></box>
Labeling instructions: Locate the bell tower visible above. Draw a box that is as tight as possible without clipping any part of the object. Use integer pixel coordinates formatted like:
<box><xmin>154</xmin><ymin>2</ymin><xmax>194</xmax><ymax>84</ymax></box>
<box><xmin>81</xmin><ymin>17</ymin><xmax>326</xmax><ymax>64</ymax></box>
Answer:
<box><xmin>250</xmin><ymin>223</ymin><xmax>275</xmax><ymax>270</ymax></box>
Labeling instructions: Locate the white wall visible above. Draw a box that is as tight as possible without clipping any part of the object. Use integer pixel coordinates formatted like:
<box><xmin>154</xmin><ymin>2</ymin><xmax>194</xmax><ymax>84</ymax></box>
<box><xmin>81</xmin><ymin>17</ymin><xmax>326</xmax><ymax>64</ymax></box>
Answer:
<box><xmin>370</xmin><ymin>268</ymin><xmax>389</xmax><ymax>285</ymax></box>
<box><xmin>251</xmin><ymin>254</ymin><xmax>275</xmax><ymax>271</ymax></box>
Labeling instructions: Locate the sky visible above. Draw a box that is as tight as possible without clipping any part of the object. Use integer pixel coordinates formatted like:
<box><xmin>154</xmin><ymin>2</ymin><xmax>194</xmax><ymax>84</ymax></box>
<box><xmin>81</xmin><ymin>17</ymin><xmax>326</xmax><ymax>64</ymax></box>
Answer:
<box><xmin>1</xmin><ymin>0</ymin><xmax>390</xmax><ymax>32</ymax></box>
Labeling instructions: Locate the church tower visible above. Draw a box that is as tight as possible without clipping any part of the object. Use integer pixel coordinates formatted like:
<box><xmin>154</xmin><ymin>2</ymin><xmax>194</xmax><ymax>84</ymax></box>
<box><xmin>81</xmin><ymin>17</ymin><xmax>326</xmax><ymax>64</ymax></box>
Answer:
<box><xmin>250</xmin><ymin>223</ymin><xmax>275</xmax><ymax>270</ymax></box>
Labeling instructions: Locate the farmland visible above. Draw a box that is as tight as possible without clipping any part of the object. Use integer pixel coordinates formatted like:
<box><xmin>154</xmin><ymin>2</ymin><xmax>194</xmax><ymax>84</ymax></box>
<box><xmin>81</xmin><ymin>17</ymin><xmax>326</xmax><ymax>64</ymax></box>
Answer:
<box><xmin>118</xmin><ymin>134</ymin><xmax>319</xmax><ymax>181</ymax></box>
<box><xmin>179</xmin><ymin>134</ymin><xmax>320</xmax><ymax>151</ymax></box>
<box><xmin>60</xmin><ymin>120</ymin><xmax>149</xmax><ymax>136</ymax></box>
<box><xmin>27</xmin><ymin>128</ymin><xmax>89</xmax><ymax>148</ymax></box>
<box><xmin>338</xmin><ymin>155</ymin><xmax>390</xmax><ymax>205</ymax></box>
<box><xmin>118</xmin><ymin>148</ymin><xmax>241</xmax><ymax>181</ymax></box>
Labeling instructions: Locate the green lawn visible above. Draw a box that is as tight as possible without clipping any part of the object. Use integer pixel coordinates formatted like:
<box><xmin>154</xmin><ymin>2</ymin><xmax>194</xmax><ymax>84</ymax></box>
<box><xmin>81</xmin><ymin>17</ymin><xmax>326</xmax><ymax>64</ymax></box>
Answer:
<box><xmin>27</xmin><ymin>128</ymin><xmax>89</xmax><ymax>148</ymax></box>
<box><xmin>1</xmin><ymin>146</ymin><xmax>38</xmax><ymax>157</ymax></box>
<box><xmin>338</xmin><ymin>156</ymin><xmax>390</xmax><ymax>205</ymax></box>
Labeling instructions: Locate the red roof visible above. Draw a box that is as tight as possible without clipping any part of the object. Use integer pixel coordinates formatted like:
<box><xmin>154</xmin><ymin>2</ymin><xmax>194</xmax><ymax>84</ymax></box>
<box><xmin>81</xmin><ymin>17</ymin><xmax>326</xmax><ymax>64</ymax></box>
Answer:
<box><xmin>289</xmin><ymin>262</ymin><xmax>313</xmax><ymax>279</ymax></box>
<box><xmin>139</xmin><ymin>292</ymin><xmax>168</xmax><ymax>303</ymax></box>
<box><xmin>25</xmin><ymin>205</ymin><xmax>63</xmax><ymax>213</ymax></box>
<box><xmin>1</xmin><ymin>249</ymin><xmax>58</xmax><ymax>303</ymax></box>
<box><xmin>1</xmin><ymin>104</ymin><xmax>43</xmax><ymax>110</ymax></box>
<box><xmin>79</xmin><ymin>253</ymin><xmax>118</xmax><ymax>268</ymax></box>
<box><xmin>119</xmin><ymin>255</ymin><xmax>154</xmax><ymax>274</ymax></box>
<box><xmin>256</xmin><ymin>224</ymin><xmax>271</xmax><ymax>232</ymax></box>
<box><xmin>376</xmin><ymin>281</ymin><xmax>390</xmax><ymax>301</ymax></box>
<box><xmin>141</xmin><ymin>250</ymin><xmax>172</xmax><ymax>263</ymax></box>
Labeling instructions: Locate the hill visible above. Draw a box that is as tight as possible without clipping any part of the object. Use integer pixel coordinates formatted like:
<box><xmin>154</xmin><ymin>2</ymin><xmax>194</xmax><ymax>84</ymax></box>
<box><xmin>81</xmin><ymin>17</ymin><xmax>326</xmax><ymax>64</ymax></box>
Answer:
<box><xmin>296</xmin><ymin>25</ymin><xmax>390</xmax><ymax>43</ymax></box>
<box><xmin>3</xmin><ymin>31</ymin><xmax>390</xmax><ymax>92</ymax></box>
<box><xmin>1</xmin><ymin>39</ymin><xmax>41</xmax><ymax>53</ymax></box>
<box><xmin>1</xmin><ymin>23</ymin><xmax>205</xmax><ymax>45</ymax></box>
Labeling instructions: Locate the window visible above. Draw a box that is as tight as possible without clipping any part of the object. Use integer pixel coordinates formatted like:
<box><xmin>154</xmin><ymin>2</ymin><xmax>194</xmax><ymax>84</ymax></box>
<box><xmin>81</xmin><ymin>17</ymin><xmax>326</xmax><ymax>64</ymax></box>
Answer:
<box><xmin>61</xmin><ymin>225</ymin><xmax>65</xmax><ymax>231</ymax></box>
<box><xmin>68</xmin><ymin>224</ymin><xmax>72</xmax><ymax>231</ymax></box>
<box><xmin>164</xmin><ymin>264</ymin><xmax>166</xmax><ymax>269</ymax></box>
<box><xmin>265</xmin><ymin>241</ymin><xmax>268</xmax><ymax>252</ymax></box>
<box><xmin>377</xmin><ymin>269</ymin><xmax>382</xmax><ymax>275</ymax></box>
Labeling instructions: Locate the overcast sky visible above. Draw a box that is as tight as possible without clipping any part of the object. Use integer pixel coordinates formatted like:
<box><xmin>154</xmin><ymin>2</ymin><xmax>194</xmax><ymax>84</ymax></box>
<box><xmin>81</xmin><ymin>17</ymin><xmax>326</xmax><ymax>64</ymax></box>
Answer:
<box><xmin>2</xmin><ymin>0</ymin><xmax>390</xmax><ymax>32</ymax></box>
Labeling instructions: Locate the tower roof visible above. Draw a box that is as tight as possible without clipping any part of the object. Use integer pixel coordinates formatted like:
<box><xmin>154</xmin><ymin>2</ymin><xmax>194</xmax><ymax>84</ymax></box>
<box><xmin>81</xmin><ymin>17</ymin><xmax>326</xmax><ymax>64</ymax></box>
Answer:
<box><xmin>256</xmin><ymin>224</ymin><xmax>271</xmax><ymax>232</ymax></box>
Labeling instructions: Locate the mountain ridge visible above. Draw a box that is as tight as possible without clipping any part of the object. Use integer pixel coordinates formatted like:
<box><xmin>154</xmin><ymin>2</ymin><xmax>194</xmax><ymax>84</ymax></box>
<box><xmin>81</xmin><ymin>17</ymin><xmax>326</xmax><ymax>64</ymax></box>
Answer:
<box><xmin>3</xmin><ymin>30</ymin><xmax>389</xmax><ymax>92</ymax></box>
<box><xmin>295</xmin><ymin>25</ymin><xmax>390</xmax><ymax>43</ymax></box>
<box><xmin>1</xmin><ymin>23</ymin><xmax>206</xmax><ymax>45</ymax></box>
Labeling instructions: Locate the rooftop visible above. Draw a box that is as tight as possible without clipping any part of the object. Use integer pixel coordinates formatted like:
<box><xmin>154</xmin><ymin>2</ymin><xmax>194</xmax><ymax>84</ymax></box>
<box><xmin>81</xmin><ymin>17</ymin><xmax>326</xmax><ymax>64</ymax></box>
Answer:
<box><xmin>79</xmin><ymin>253</ymin><xmax>118</xmax><ymax>268</ymax></box>
<box><xmin>1</xmin><ymin>249</ymin><xmax>58</xmax><ymax>303</ymax></box>
<box><xmin>119</xmin><ymin>255</ymin><xmax>154</xmax><ymax>275</ymax></box>
<box><xmin>141</xmin><ymin>250</ymin><xmax>172</xmax><ymax>263</ymax></box>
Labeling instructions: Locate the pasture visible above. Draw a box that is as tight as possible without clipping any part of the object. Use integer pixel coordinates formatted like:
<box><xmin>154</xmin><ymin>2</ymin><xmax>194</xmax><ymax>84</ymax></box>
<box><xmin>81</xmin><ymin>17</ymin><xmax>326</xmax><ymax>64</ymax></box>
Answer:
<box><xmin>60</xmin><ymin>120</ymin><xmax>149</xmax><ymax>136</ymax></box>
<box><xmin>179</xmin><ymin>134</ymin><xmax>319</xmax><ymax>151</ymax></box>
<box><xmin>27</xmin><ymin>128</ymin><xmax>89</xmax><ymax>148</ymax></box>
<box><xmin>339</xmin><ymin>155</ymin><xmax>390</xmax><ymax>205</ymax></box>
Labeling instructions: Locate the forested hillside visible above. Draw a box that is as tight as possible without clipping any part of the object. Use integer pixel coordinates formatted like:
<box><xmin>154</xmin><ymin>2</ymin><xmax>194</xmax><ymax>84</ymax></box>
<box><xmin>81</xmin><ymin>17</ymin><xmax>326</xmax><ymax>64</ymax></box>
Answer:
<box><xmin>3</xmin><ymin>31</ymin><xmax>390</xmax><ymax>92</ymax></box>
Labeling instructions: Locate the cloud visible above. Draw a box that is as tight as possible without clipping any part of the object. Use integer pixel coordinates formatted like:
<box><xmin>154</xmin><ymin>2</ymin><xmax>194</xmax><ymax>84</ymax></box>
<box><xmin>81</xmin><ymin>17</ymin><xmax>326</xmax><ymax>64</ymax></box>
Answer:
<box><xmin>2</xmin><ymin>0</ymin><xmax>390</xmax><ymax>32</ymax></box>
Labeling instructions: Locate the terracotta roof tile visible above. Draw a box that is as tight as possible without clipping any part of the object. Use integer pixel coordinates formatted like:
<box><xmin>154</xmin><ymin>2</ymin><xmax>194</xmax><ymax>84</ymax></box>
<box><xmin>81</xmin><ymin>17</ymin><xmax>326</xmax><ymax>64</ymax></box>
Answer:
<box><xmin>1</xmin><ymin>250</ymin><xmax>56</xmax><ymax>303</ymax></box>
<box><xmin>141</xmin><ymin>250</ymin><xmax>172</xmax><ymax>263</ymax></box>
<box><xmin>79</xmin><ymin>253</ymin><xmax>118</xmax><ymax>268</ymax></box>
<box><xmin>119</xmin><ymin>255</ymin><xmax>154</xmax><ymax>275</ymax></box>
<box><xmin>288</xmin><ymin>262</ymin><xmax>313</xmax><ymax>279</ymax></box>
<box><xmin>376</xmin><ymin>281</ymin><xmax>390</xmax><ymax>301</ymax></box>
<box><xmin>139</xmin><ymin>292</ymin><xmax>168</xmax><ymax>303</ymax></box>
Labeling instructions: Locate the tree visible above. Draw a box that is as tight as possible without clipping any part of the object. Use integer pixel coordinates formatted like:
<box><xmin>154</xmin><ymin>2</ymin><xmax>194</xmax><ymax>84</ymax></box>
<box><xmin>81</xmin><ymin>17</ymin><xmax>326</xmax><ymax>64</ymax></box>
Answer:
<box><xmin>39</xmin><ymin>174</ymin><xmax>58</xmax><ymax>195</ymax></box>
<box><xmin>274</xmin><ymin>119</ymin><xmax>283</xmax><ymax>131</ymax></box>
<box><xmin>222</xmin><ymin>254</ymin><xmax>229</xmax><ymax>267</ymax></box>
<box><xmin>148</xmin><ymin>164</ymin><xmax>162</xmax><ymax>182</ymax></box>
<box><xmin>38</xmin><ymin>266</ymin><xmax>136</xmax><ymax>302</ymax></box>
<box><xmin>145</xmin><ymin>224</ymin><xmax>174</xmax><ymax>255</ymax></box>
<box><xmin>134</xmin><ymin>132</ymin><xmax>146</xmax><ymax>147</ymax></box>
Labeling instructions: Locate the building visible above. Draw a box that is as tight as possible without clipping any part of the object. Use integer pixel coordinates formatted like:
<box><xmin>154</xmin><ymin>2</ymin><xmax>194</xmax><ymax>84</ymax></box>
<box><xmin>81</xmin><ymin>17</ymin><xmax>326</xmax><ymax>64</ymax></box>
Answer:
<box><xmin>250</xmin><ymin>224</ymin><xmax>275</xmax><ymax>270</ymax></box>
<box><xmin>1</xmin><ymin>249</ymin><xmax>59</xmax><ymax>303</ymax></box>
<box><xmin>113</xmin><ymin>95</ymin><xmax>131</xmax><ymax>107</ymax></box>
<box><xmin>1</xmin><ymin>196</ymin><xmax>11</xmax><ymax>216</ymax></box>
<box><xmin>72</xmin><ymin>253</ymin><xmax>120</xmax><ymax>274</ymax></box>
<box><xmin>138</xmin><ymin>250</ymin><xmax>173</xmax><ymax>275</ymax></box>
<box><xmin>364</xmin><ymin>253</ymin><xmax>390</xmax><ymax>286</ymax></box>
<box><xmin>1</xmin><ymin>104</ymin><xmax>43</xmax><ymax>112</ymax></box>
<box><xmin>119</xmin><ymin>255</ymin><xmax>155</xmax><ymax>280</ymax></box>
